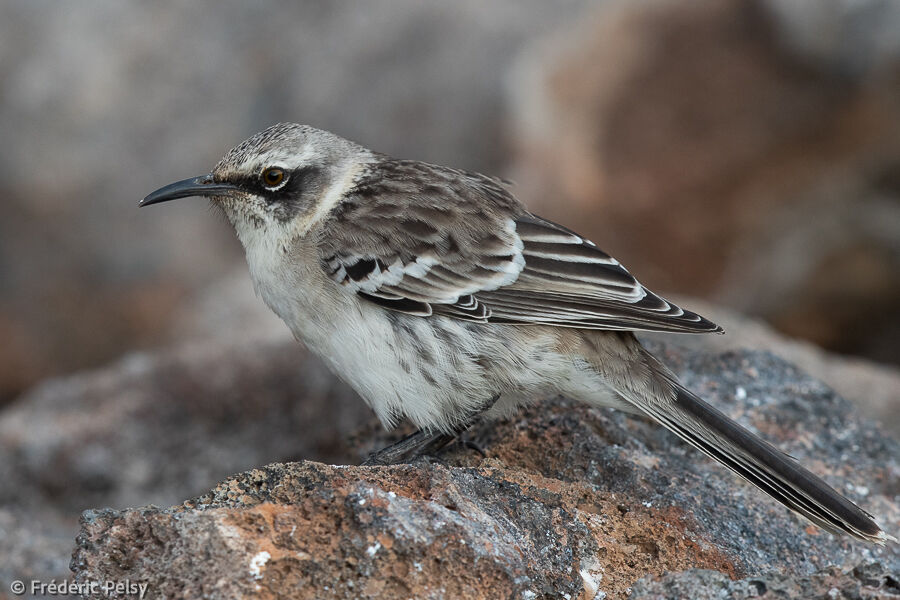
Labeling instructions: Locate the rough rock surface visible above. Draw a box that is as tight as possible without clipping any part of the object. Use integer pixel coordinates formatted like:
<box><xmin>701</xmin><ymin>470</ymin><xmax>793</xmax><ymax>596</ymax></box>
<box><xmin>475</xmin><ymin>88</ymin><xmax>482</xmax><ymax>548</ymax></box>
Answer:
<box><xmin>0</xmin><ymin>336</ymin><xmax>369</xmax><ymax>595</ymax></box>
<box><xmin>71</xmin><ymin>347</ymin><xmax>899</xmax><ymax>599</ymax></box>
<box><xmin>3</xmin><ymin>279</ymin><xmax>896</xmax><ymax>596</ymax></box>
<box><xmin>630</xmin><ymin>561</ymin><xmax>900</xmax><ymax>600</ymax></box>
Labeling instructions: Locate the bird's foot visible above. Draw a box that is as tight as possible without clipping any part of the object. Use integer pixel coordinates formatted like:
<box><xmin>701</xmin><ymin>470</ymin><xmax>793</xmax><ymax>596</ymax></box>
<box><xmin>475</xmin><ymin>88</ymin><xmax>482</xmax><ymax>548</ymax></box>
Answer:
<box><xmin>361</xmin><ymin>395</ymin><xmax>499</xmax><ymax>466</ymax></box>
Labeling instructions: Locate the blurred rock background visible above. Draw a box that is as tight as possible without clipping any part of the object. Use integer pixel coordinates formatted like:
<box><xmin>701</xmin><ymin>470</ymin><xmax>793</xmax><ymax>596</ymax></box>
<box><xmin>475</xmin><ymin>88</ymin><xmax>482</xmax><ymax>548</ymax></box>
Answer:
<box><xmin>1</xmin><ymin>0</ymin><xmax>898</xmax><ymax>406</ymax></box>
<box><xmin>0</xmin><ymin>0</ymin><xmax>594</xmax><ymax>404</ymax></box>
<box><xmin>1</xmin><ymin>0</ymin><xmax>899</xmax><ymax>596</ymax></box>
<box><xmin>509</xmin><ymin>0</ymin><xmax>900</xmax><ymax>365</ymax></box>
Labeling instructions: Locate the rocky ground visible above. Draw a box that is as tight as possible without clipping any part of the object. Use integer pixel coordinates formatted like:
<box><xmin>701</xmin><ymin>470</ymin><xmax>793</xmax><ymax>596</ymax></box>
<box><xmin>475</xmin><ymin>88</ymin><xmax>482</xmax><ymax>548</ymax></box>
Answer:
<box><xmin>68</xmin><ymin>346</ymin><xmax>898</xmax><ymax>599</ymax></box>
<box><xmin>0</xmin><ymin>337</ymin><xmax>368</xmax><ymax>598</ymax></box>
<box><xmin>1</xmin><ymin>311</ymin><xmax>897</xmax><ymax>598</ymax></box>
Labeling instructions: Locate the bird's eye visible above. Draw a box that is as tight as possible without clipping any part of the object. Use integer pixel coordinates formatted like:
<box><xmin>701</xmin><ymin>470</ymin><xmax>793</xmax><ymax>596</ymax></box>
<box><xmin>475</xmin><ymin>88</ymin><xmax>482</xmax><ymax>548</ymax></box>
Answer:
<box><xmin>261</xmin><ymin>167</ymin><xmax>285</xmax><ymax>188</ymax></box>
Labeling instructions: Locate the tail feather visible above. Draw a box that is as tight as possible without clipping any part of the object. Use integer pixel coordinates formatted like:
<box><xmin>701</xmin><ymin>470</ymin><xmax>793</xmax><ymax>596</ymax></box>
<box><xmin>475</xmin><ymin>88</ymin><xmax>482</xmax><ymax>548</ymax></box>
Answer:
<box><xmin>633</xmin><ymin>384</ymin><xmax>887</xmax><ymax>544</ymax></box>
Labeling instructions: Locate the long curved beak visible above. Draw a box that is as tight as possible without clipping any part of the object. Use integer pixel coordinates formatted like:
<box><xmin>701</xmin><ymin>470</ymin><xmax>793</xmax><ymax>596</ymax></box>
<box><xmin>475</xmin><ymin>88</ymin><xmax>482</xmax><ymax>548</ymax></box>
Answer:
<box><xmin>140</xmin><ymin>174</ymin><xmax>239</xmax><ymax>207</ymax></box>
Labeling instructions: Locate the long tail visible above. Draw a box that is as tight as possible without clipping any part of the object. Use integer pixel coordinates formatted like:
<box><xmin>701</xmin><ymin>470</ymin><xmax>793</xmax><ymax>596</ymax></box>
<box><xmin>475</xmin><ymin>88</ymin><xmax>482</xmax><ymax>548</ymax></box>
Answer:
<box><xmin>631</xmin><ymin>379</ymin><xmax>888</xmax><ymax>543</ymax></box>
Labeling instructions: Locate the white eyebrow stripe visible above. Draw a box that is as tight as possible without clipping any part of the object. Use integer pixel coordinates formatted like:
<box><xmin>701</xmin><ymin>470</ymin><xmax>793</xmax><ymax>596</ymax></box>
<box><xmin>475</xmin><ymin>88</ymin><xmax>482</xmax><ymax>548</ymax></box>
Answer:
<box><xmin>293</xmin><ymin>158</ymin><xmax>367</xmax><ymax>236</ymax></box>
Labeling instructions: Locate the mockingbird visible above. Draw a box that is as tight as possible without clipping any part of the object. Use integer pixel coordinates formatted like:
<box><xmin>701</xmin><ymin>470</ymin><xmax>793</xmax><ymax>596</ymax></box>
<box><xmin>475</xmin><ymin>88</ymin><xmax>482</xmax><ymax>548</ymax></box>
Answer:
<box><xmin>143</xmin><ymin>122</ymin><xmax>887</xmax><ymax>543</ymax></box>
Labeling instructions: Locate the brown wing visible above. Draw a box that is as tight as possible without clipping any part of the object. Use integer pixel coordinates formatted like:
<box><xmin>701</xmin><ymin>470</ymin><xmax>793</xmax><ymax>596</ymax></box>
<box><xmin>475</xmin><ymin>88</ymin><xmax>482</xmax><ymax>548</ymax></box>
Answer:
<box><xmin>319</xmin><ymin>159</ymin><xmax>722</xmax><ymax>334</ymax></box>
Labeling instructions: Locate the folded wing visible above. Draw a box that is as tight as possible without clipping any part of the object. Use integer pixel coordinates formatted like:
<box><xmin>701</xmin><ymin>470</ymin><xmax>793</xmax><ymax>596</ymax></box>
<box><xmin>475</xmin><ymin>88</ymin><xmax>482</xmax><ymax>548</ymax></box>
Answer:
<box><xmin>319</xmin><ymin>162</ymin><xmax>721</xmax><ymax>334</ymax></box>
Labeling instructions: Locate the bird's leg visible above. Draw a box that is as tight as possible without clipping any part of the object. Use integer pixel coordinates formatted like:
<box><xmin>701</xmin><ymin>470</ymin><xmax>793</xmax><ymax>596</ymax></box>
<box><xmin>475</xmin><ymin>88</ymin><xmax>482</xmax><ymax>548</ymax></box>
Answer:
<box><xmin>457</xmin><ymin>430</ymin><xmax>488</xmax><ymax>457</ymax></box>
<box><xmin>361</xmin><ymin>428</ymin><xmax>458</xmax><ymax>466</ymax></box>
<box><xmin>361</xmin><ymin>395</ymin><xmax>499</xmax><ymax>466</ymax></box>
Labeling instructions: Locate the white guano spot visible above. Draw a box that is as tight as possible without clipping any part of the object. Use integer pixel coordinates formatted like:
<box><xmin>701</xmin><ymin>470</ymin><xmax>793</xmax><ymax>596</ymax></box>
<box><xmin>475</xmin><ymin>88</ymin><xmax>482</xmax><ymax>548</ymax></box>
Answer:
<box><xmin>735</xmin><ymin>386</ymin><xmax>747</xmax><ymax>400</ymax></box>
<box><xmin>366</xmin><ymin>542</ymin><xmax>381</xmax><ymax>557</ymax></box>
<box><xmin>249</xmin><ymin>551</ymin><xmax>271</xmax><ymax>580</ymax></box>
<box><xmin>579</xmin><ymin>560</ymin><xmax>604</xmax><ymax>600</ymax></box>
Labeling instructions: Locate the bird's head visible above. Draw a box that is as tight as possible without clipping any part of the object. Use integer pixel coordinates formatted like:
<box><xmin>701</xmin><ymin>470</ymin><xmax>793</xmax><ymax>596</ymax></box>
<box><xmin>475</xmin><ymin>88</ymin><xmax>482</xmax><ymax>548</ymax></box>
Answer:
<box><xmin>142</xmin><ymin>123</ymin><xmax>369</xmax><ymax>241</ymax></box>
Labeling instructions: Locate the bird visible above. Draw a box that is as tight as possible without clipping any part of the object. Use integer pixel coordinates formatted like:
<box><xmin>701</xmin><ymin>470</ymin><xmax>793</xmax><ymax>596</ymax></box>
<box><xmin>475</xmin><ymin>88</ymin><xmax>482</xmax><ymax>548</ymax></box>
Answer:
<box><xmin>142</xmin><ymin>122</ymin><xmax>888</xmax><ymax>544</ymax></box>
